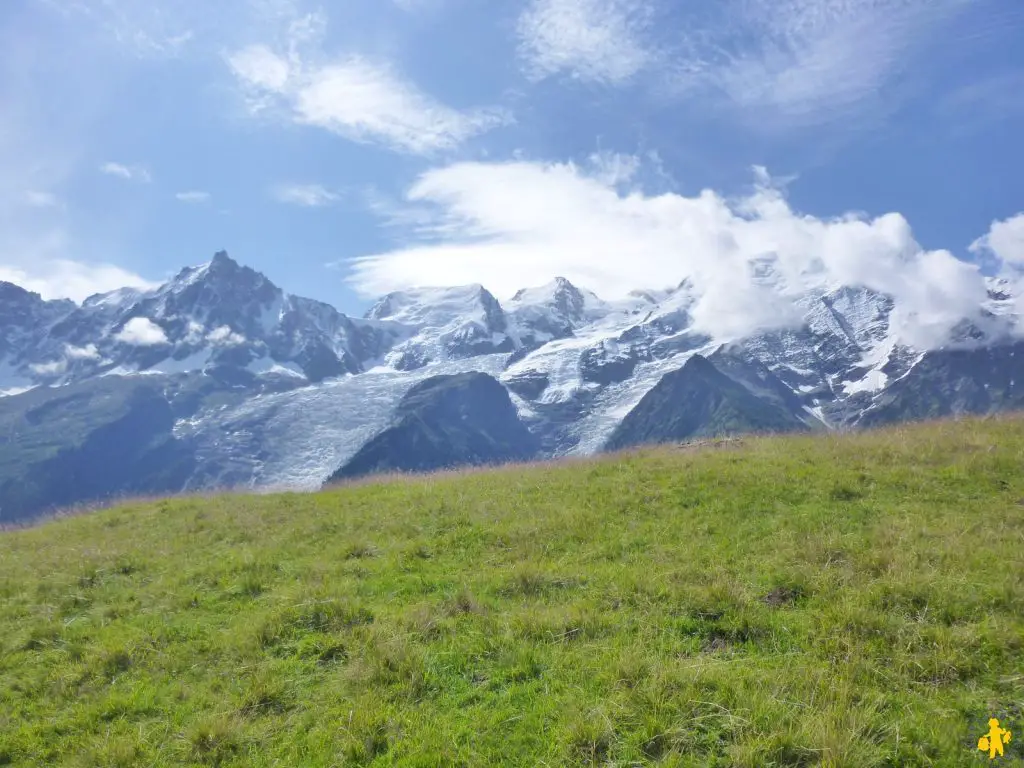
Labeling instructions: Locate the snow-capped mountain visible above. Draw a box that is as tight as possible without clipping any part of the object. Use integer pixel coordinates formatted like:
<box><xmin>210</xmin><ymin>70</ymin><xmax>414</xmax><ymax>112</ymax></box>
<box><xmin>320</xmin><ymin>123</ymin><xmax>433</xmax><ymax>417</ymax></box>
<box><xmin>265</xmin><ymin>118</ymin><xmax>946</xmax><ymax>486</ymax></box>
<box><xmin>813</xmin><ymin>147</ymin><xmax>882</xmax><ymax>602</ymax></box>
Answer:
<box><xmin>2</xmin><ymin>250</ymin><xmax>1022</xmax><ymax>522</ymax></box>
<box><xmin>365</xmin><ymin>284</ymin><xmax>514</xmax><ymax>370</ymax></box>
<box><xmin>0</xmin><ymin>252</ymin><xmax>401</xmax><ymax>390</ymax></box>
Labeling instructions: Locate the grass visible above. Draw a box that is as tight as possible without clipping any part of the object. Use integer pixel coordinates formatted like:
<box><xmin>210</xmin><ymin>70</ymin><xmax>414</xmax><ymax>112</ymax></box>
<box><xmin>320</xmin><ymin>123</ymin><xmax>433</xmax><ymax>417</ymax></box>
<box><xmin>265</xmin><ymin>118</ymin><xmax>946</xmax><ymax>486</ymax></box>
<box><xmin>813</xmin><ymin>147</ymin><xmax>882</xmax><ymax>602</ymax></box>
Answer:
<box><xmin>2</xmin><ymin>415</ymin><xmax>1024</xmax><ymax>766</ymax></box>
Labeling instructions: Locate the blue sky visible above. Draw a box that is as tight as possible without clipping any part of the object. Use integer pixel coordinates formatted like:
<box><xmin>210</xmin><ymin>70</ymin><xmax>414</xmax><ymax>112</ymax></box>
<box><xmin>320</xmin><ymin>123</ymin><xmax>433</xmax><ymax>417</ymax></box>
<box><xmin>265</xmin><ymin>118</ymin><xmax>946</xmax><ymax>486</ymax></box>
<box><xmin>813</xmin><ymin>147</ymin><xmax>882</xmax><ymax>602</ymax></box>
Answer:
<box><xmin>2</xmin><ymin>0</ymin><xmax>1023</xmax><ymax>321</ymax></box>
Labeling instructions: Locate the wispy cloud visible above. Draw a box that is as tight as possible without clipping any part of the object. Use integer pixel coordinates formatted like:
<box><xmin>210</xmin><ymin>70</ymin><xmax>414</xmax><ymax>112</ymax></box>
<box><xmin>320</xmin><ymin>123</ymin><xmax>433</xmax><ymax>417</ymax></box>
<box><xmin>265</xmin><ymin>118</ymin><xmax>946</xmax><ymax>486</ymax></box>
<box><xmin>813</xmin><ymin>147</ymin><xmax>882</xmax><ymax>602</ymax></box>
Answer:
<box><xmin>272</xmin><ymin>183</ymin><xmax>340</xmax><ymax>207</ymax></box>
<box><xmin>667</xmin><ymin>0</ymin><xmax>970</xmax><ymax>128</ymax></box>
<box><xmin>24</xmin><ymin>191</ymin><xmax>62</xmax><ymax>208</ymax></box>
<box><xmin>39</xmin><ymin>0</ymin><xmax>197</xmax><ymax>59</ymax></box>
<box><xmin>934</xmin><ymin>70</ymin><xmax>1024</xmax><ymax>137</ymax></box>
<box><xmin>514</xmin><ymin>0</ymin><xmax>970</xmax><ymax>127</ymax></box>
<box><xmin>228</xmin><ymin>42</ymin><xmax>290</xmax><ymax>92</ymax></box>
<box><xmin>227</xmin><ymin>16</ymin><xmax>510</xmax><ymax>155</ymax></box>
<box><xmin>349</xmin><ymin>156</ymin><xmax>990</xmax><ymax>349</ymax></box>
<box><xmin>175</xmin><ymin>190</ymin><xmax>211</xmax><ymax>203</ymax></box>
<box><xmin>100</xmin><ymin>162</ymin><xmax>152</xmax><ymax>182</ymax></box>
<box><xmin>517</xmin><ymin>0</ymin><xmax>654</xmax><ymax>85</ymax></box>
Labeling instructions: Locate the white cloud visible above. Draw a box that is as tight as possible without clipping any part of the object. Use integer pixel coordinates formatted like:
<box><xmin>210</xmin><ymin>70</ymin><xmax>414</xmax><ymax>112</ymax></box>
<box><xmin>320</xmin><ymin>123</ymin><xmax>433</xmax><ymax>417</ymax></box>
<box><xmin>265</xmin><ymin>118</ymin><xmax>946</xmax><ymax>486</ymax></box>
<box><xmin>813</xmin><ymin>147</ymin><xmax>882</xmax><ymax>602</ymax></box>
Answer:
<box><xmin>349</xmin><ymin>157</ymin><xmax>989</xmax><ymax>348</ymax></box>
<box><xmin>65</xmin><ymin>343</ymin><xmax>100</xmax><ymax>360</ymax></box>
<box><xmin>669</xmin><ymin>0</ymin><xmax>968</xmax><ymax>127</ymax></box>
<box><xmin>100</xmin><ymin>162</ymin><xmax>152</xmax><ymax>183</ymax></box>
<box><xmin>208</xmin><ymin>325</ymin><xmax>246</xmax><ymax>345</ymax></box>
<box><xmin>227</xmin><ymin>39</ymin><xmax>509</xmax><ymax>154</ymax></box>
<box><xmin>115</xmin><ymin>317</ymin><xmax>169</xmax><ymax>346</ymax></box>
<box><xmin>175</xmin><ymin>190</ymin><xmax>211</xmax><ymax>203</ymax></box>
<box><xmin>272</xmin><ymin>183</ymin><xmax>339</xmax><ymax>207</ymax></box>
<box><xmin>970</xmin><ymin>212</ymin><xmax>1024</xmax><ymax>265</ymax></box>
<box><xmin>228</xmin><ymin>43</ymin><xmax>291</xmax><ymax>93</ymax></box>
<box><xmin>518</xmin><ymin>0</ymin><xmax>653</xmax><ymax>85</ymax></box>
<box><xmin>30</xmin><ymin>360</ymin><xmax>67</xmax><ymax>376</ymax></box>
<box><xmin>971</xmin><ymin>212</ymin><xmax>1024</xmax><ymax>320</ymax></box>
<box><xmin>184</xmin><ymin>320</ymin><xmax>206</xmax><ymax>344</ymax></box>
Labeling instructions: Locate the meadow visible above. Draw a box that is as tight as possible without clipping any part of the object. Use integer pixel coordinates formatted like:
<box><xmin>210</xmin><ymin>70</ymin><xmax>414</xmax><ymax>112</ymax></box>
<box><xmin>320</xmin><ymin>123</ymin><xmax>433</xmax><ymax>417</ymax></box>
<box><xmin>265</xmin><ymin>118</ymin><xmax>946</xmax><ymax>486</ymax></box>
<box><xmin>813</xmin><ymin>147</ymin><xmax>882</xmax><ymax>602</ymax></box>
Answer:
<box><xmin>2</xmin><ymin>416</ymin><xmax>1023</xmax><ymax>766</ymax></box>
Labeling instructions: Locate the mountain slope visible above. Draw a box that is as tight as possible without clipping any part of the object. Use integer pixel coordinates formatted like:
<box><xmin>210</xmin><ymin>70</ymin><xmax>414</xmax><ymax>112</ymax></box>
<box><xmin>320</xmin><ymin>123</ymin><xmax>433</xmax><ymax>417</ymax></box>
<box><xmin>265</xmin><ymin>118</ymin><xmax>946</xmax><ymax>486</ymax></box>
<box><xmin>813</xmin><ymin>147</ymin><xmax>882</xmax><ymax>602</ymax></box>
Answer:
<box><xmin>327</xmin><ymin>372</ymin><xmax>539</xmax><ymax>481</ymax></box>
<box><xmin>0</xmin><ymin>377</ymin><xmax>199</xmax><ymax>522</ymax></box>
<box><xmin>604</xmin><ymin>354</ymin><xmax>811</xmax><ymax>451</ymax></box>
<box><xmin>858</xmin><ymin>341</ymin><xmax>1024</xmax><ymax>427</ymax></box>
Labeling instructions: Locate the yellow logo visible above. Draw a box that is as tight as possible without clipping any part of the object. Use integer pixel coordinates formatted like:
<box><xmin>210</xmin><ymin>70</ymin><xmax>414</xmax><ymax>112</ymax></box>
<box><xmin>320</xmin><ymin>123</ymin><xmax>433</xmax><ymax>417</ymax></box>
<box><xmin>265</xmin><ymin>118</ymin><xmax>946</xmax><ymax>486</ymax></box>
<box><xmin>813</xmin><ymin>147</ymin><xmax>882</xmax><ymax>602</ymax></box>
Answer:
<box><xmin>978</xmin><ymin>718</ymin><xmax>1012</xmax><ymax>760</ymax></box>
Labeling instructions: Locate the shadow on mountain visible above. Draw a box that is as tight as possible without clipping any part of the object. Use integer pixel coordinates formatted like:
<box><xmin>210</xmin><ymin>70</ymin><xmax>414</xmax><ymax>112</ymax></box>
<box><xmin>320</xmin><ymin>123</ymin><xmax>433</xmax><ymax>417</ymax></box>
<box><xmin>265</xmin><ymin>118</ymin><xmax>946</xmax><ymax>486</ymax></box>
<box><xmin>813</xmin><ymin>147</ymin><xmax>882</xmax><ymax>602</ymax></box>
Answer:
<box><xmin>604</xmin><ymin>353</ymin><xmax>811</xmax><ymax>451</ymax></box>
<box><xmin>326</xmin><ymin>372</ymin><xmax>540</xmax><ymax>483</ymax></box>
<box><xmin>0</xmin><ymin>378</ymin><xmax>197</xmax><ymax>523</ymax></box>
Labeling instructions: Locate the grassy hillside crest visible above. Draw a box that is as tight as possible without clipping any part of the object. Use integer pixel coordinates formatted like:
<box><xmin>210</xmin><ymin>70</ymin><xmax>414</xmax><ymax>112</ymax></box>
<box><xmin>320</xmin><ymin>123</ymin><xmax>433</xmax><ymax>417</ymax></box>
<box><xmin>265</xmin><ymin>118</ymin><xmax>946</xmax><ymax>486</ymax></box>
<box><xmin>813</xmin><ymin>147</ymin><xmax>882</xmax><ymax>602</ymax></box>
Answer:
<box><xmin>2</xmin><ymin>417</ymin><xmax>1023</xmax><ymax>766</ymax></box>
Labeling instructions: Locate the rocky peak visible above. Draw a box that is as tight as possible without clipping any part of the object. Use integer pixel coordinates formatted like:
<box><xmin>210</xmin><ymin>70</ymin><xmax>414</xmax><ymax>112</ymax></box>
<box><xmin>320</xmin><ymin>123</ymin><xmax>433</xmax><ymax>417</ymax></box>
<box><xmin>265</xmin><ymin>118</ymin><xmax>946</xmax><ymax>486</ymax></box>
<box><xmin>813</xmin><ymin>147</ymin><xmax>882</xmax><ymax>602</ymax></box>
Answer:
<box><xmin>210</xmin><ymin>249</ymin><xmax>235</xmax><ymax>269</ymax></box>
<box><xmin>365</xmin><ymin>293</ymin><xmax>397</xmax><ymax>321</ymax></box>
<box><xmin>0</xmin><ymin>282</ymin><xmax>75</xmax><ymax>329</ymax></box>
<box><xmin>154</xmin><ymin>251</ymin><xmax>281</xmax><ymax>329</ymax></box>
<box><xmin>547</xmin><ymin>277</ymin><xmax>586</xmax><ymax>322</ymax></box>
<box><xmin>680</xmin><ymin>352</ymin><xmax>717</xmax><ymax>377</ymax></box>
<box><xmin>0</xmin><ymin>281</ymin><xmax>36</xmax><ymax>303</ymax></box>
<box><xmin>478</xmin><ymin>286</ymin><xmax>507</xmax><ymax>333</ymax></box>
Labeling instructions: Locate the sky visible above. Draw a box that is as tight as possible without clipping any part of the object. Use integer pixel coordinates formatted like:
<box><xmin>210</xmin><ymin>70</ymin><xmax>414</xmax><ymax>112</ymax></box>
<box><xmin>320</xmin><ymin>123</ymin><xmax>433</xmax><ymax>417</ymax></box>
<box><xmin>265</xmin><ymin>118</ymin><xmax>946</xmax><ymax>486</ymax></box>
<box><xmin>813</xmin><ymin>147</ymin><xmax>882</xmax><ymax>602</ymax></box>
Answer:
<box><xmin>2</xmin><ymin>0</ymin><xmax>1024</xmax><ymax>328</ymax></box>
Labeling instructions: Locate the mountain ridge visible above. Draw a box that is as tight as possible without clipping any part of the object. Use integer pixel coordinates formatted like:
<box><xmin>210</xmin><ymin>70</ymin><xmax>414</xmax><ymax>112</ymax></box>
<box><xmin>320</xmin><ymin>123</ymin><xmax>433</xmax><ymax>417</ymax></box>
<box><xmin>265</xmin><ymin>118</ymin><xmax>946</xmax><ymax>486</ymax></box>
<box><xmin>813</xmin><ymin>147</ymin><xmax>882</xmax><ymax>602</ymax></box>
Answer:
<box><xmin>3</xmin><ymin>250</ymin><xmax>1024</xmax><ymax>521</ymax></box>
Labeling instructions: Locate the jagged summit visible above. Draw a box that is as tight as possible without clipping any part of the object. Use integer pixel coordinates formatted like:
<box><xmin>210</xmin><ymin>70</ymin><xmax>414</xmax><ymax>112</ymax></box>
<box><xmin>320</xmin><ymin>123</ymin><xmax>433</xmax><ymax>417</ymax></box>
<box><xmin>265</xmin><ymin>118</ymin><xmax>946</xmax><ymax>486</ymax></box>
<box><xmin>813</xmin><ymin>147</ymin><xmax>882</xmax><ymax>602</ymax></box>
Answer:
<box><xmin>172</xmin><ymin>250</ymin><xmax>272</xmax><ymax>293</ymax></box>
<box><xmin>168</xmin><ymin>250</ymin><xmax>252</xmax><ymax>291</ymax></box>
<box><xmin>0</xmin><ymin>281</ymin><xmax>38</xmax><ymax>301</ymax></box>
<box><xmin>0</xmin><ymin>251</ymin><xmax>392</xmax><ymax>389</ymax></box>
<box><xmin>210</xmin><ymin>249</ymin><xmax>234</xmax><ymax>267</ymax></box>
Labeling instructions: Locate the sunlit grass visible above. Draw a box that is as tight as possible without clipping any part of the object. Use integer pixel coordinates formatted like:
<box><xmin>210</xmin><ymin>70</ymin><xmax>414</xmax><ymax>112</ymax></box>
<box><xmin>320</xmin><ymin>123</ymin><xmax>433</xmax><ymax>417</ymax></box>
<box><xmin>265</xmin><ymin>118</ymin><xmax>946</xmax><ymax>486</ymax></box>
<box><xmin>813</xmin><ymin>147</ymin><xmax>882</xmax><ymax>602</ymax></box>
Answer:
<box><xmin>1</xmin><ymin>416</ymin><xmax>1023</xmax><ymax>766</ymax></box>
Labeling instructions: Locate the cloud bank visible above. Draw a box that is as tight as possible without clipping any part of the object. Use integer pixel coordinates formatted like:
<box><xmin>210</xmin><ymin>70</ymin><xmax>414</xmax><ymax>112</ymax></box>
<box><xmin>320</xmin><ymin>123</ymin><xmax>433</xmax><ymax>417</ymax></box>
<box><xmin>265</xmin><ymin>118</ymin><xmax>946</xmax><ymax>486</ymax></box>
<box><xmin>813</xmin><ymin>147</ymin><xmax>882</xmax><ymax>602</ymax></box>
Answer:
<box><xmin>348</xmin><ymin>157</ymin><xmax>990</xmax><ymax>348</ymax></box>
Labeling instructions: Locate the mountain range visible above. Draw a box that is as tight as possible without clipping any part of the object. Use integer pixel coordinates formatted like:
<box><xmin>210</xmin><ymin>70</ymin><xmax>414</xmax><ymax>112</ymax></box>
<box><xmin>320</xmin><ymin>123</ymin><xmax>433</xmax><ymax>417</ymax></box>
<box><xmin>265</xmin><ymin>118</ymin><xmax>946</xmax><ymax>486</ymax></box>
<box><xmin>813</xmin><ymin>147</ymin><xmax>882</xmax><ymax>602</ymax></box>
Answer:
<box><xmin>2</xmin><ymin>250</ymin><xmax>1022</xmax><ymax>523</ymax></box>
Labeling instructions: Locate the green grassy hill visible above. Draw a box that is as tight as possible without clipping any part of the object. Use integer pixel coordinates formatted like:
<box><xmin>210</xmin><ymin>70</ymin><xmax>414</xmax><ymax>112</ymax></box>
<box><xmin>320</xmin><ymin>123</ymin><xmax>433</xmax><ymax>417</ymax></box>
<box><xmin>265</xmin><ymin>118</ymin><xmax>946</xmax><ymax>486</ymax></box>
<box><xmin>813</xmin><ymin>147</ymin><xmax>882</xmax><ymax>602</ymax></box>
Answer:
<box><xmin>2</xmin><ymin>417</ymin><xmax>1024</xmax><ymax>767</ymax></box>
